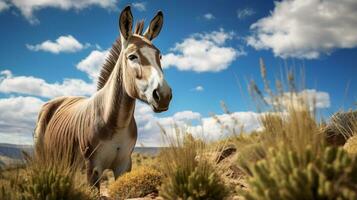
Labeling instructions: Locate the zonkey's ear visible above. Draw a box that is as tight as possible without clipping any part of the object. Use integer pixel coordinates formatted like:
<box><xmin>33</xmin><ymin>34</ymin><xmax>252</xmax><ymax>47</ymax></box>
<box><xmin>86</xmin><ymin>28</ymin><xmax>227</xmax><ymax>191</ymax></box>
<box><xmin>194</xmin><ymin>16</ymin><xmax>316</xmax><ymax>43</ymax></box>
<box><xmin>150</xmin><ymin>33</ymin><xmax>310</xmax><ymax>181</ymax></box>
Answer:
<box><xmin>119</xmin><ymin>6</ymin><xmax>133</xmax><ymax>42</ymax></box>
<box><xmin>144</xmin><ymin>11</ymin><xmax>163</xmax><ymax>41</ymax></box>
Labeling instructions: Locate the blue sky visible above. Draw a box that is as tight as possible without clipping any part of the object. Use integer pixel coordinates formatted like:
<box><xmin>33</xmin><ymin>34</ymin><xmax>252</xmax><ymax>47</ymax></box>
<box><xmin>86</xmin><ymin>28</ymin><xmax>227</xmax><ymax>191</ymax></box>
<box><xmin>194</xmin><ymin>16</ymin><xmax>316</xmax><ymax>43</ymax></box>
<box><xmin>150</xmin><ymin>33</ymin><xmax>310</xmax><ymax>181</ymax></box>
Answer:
<box><xmin>0</xmin><ymin>0</ymin><xmax>356</xmax><ymax>146</ymax></box>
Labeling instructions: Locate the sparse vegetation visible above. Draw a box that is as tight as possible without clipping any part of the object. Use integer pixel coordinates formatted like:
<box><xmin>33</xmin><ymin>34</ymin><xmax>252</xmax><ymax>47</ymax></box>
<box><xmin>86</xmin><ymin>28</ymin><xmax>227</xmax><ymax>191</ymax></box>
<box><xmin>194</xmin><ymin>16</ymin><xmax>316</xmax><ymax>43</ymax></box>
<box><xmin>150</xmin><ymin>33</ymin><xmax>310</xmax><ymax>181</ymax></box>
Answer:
<box><xmin>1</xmin><ymin>58</ymin><xmax>356</xmax><ymax>199</ymax></box>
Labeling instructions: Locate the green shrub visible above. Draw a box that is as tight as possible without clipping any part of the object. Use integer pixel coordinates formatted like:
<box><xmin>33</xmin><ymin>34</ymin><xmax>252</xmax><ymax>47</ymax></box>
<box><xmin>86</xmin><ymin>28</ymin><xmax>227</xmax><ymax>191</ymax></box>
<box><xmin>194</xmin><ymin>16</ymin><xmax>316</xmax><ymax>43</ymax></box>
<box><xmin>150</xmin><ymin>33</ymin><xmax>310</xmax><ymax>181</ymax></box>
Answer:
<box><xmin>242</xmin><ymin>146</ymin><xmax>357</xmax><ymax>200</ymax></box>
<box><xmin>108</xmin><ymin>166</ymin><xmax>162</xmax><ymax>199</ymax></box>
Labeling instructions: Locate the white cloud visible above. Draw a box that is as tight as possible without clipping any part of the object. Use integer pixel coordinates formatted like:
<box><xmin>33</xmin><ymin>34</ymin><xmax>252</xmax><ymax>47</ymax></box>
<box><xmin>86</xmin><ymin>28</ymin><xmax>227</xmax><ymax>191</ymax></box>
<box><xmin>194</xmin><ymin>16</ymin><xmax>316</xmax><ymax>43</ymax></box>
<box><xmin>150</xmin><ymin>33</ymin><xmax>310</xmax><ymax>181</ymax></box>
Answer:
<box><xmin>134</xmin><ymin>101</ymin><xmax>264</xmax><ymax>146</ymax></box>
<box><xmin>237</xmin><ymin>8</ymin><xmax>255</xmax><ymax>19</ymax></box>
<box><xmin>0</xmin><ymin>70</ymin><xmax>95</xmax><ymax>98</ymax></box>
<box><xmin>6</xmin><ymin>0</ymin><xmax>117</xmax><ymax>24</ymax></box>
<box><xmin>247</xmin><ymin>0</ymin><xmax>357</xmax><ymax>59</ymax></box>
<box><xmin>26</xmin><ymin>35</ymin><xmax>87</xmax><ymax>54</ymax></box>
<box><xmin>0</xmin><ymin>47</ymin><xmax>103</xmax><ymax>145</ymax></box>
<box><xmin>162</xmin><ymin>29</ymin><xmax>245</xmax><ymax>72</ymax></box>
<box><xmin>265</xmin><ymin>89</ymin><xmax>330</xmax><ymax>111</ymax></box>
<box><xmin>0</xmin><ymin>49</ymin><xmax>106</xmax><ymax>144</ymax></box>
<box><xmin>0</xmin><ymin>96</ymin><xmax>44</xmax><ymax>145</ymax></box>
<box><xmin>203</xmin><ymin>13</ymin><xmax>215</xmax><ymax>20</ymax></box>
<box><xmin>132</xmin><ymin>2</ymin><xmax>146</xmax><ymax>11</ymax></box>
<box><xmin>187</xmin><ymin>111</ymin><xmax>263</xmax><ymax>141</ymax></box>
<box><xmin>134</xmin><ymin>103</ymin><xmax>202</xmax><ymax>146</ymax></box>
<box><xmin>192</xmin><ymin>85</ymin><xmax>204</xmax><ymax>92</ymax></box>
<box><xmin>76</xmin><ymin>49</ymin><xmax>109</xmax><ymax>81</ymax></box>
<box><xmin>0</xmin><ymin>0</ymin><xmax>9</xmax><ymax>12</ymax></box>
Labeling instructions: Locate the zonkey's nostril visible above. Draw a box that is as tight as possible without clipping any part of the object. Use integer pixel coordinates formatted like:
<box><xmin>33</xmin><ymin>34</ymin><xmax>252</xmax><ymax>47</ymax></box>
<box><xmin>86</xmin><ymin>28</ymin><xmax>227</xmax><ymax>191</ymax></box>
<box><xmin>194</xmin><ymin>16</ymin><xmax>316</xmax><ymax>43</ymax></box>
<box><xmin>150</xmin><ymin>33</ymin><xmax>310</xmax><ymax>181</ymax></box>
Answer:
<box><xmin>153</xmin><ymin>89</ymin><xmax>160</xmax><ymax>101</ymax></box>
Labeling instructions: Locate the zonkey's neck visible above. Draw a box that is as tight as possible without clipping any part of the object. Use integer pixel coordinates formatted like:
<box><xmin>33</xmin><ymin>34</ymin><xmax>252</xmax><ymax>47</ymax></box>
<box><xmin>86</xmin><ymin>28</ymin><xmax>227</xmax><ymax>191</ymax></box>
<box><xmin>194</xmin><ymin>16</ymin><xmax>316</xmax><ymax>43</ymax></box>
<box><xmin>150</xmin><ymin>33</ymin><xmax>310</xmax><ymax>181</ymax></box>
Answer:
<box><xmin>99</xmin><ymin>55</ymin><xmax>135</xmax><ymax>129</ymax></box>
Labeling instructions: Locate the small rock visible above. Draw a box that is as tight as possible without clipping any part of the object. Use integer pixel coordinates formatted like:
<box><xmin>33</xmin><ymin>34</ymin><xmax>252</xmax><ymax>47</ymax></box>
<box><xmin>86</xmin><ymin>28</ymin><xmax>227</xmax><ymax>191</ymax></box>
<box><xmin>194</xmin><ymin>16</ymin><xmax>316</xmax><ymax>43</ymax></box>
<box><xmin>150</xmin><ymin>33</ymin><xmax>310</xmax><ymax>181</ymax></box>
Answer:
<box><xmin>216</xmin><ymin>144</ymin><xmax>237</xmax><ymax>163</ymax></box>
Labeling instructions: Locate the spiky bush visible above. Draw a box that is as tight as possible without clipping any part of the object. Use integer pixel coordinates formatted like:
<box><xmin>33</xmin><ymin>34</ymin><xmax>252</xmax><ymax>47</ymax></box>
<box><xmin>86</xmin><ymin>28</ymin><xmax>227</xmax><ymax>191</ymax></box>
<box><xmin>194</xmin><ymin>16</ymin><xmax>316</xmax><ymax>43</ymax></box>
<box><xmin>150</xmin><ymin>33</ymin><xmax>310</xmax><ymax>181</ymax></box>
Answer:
<box><xmin>242</xmin><ymin>146</ymin><xmax>357</xmax><ymax>200</ymax></box>
<box><xmin>108</xmin><ymin>166</ymin><xmax>162</xmax><ymax>199</ymax></box>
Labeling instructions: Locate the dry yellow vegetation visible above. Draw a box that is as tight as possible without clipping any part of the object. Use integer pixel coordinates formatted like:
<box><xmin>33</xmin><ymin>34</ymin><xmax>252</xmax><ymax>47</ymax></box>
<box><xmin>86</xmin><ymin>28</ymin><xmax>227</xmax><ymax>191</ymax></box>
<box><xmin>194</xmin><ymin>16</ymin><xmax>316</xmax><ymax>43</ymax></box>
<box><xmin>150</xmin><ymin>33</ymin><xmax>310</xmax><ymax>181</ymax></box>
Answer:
<box><xmin>108</xmin><ymin>166</ymin><xmax>162</xmax><ymax>199</ymax></box>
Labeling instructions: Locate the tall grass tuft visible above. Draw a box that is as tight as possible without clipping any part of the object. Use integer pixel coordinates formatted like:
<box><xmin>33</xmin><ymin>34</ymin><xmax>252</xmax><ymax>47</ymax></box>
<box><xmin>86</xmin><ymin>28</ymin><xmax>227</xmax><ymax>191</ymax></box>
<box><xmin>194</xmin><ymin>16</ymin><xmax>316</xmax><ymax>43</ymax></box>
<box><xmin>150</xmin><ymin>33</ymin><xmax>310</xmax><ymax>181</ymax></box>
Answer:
<box><xmin>158</xmin><ymin>128</ymin><xmax>229</xmax><ymax>200</ymax></box>
<box><xmin>237</xmin><ymin>59</ymin><xmax>324</xmax><ymax>176</ymax></box>
<box><xmin>0</xmin><ymin>141</ymin><xmax>97</xmax><ymax>200</ymax></box>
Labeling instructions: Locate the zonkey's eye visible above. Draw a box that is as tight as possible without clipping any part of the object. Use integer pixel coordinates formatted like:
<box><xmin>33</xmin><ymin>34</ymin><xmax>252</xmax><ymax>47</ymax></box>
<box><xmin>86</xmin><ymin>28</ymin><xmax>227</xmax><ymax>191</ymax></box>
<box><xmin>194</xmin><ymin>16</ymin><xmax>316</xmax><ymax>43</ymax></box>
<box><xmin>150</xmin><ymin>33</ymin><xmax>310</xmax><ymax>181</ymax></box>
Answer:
<box><xmin>128</xmin><ymin>54</ymin><xmax>138</xmax><ymax>60</ymax></box>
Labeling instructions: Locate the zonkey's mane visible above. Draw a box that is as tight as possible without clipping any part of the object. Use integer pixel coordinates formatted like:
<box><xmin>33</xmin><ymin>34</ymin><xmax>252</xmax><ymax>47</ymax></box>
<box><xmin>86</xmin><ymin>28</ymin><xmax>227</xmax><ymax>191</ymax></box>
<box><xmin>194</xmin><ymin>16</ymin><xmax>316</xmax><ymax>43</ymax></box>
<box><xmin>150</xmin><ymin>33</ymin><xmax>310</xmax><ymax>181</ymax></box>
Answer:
<box><xmin>97</xmin><ymin>20</ymin><xmax>145</xmax><ymax>90</ymax></box>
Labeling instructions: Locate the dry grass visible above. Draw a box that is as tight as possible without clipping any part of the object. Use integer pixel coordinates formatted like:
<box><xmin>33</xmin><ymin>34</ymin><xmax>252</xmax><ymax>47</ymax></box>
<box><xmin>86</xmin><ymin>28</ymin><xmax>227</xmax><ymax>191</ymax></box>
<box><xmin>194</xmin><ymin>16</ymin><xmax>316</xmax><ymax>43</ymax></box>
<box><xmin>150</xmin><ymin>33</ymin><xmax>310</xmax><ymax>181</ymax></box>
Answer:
<box><xmin>157</xmin><ymin>131</ymin><xmax>229</xmax><ymax>200</ymax></box>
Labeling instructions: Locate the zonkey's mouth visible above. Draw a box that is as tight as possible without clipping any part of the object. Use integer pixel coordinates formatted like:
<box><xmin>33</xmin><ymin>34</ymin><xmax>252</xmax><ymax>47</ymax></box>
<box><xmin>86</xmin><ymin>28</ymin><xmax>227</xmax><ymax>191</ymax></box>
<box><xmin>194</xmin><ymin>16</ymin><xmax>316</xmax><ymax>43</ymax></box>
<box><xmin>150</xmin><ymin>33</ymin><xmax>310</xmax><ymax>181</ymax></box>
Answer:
<box><xmin>150</xmin><ymin>104</ymin><xmax>168</xmax><ymax>113</ymax></box>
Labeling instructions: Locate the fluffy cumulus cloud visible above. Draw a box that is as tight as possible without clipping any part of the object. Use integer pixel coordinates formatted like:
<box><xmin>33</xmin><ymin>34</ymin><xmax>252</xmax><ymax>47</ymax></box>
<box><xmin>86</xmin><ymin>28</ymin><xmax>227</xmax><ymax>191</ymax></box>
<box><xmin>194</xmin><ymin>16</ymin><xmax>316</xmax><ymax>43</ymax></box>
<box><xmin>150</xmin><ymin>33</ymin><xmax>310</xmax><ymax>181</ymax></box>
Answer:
<box><xmin>132</xmin><ymin>2</ymin><xmax>146</xmax><ymax>11</ymax></box>
<box><xmin>4</xmin><ymin>0</ymin><xmax>117</xmax><ymax>24</ymax></box>
<box><xmin>265</xmin><ymin>89</ymin><xmax>331</xmax><ymax>111</ymax></box>
<box><xmin>0</xmin><ymin>96</ymin><xmax>44</xmax><ymax>145</ymax></box>
<box><xmin>0</xmin><ymin>47</ymin><xmax>109</xmax><ymax>144</ymax></box>
<box><xmin>0</xmin><ymin>70</ymin><xmax>95</xmax><ymax>98</ymax></box>
<box><xmin>247</xmin><ymin>0</ymin><xmax>357</xmax><ymax>59</ymax></box>
<box><xmin>162</xmin><ymin>29</ymin><xmax>245</xmax><ymax>72</ymax></box>
<box><xmin>26</xmin><ymin>35</ymin><xmax>88</xmax><ymax>54</ymax></box>
<box><xmin>188</xmin><ymin>111</ymin><xmax>263</xmax><ymax>140</ymax></box>
<box><xmin>76</xmin><ymin>49</ymin><xmax>109</xmax><ymax>81</ymax></box>
<box><xmin>237</xmin><ymin>8</ymin><xmax>255</xmax><ymax>19</ymax></box>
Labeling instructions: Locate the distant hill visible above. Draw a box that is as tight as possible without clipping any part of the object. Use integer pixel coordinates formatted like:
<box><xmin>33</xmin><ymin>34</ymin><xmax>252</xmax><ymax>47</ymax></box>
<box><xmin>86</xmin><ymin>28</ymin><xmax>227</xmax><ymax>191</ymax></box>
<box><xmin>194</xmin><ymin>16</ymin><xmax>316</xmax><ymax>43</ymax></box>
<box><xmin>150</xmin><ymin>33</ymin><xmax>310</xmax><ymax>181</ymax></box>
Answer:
<box><xmin>134</xmin><ymin>147</ymin><xmax>163</xmax><ymax>155</ymax></box>
<box><xmin>0</xmin><ymin>143</ymin><xmax>33</xmax><ymax>160</ymax></box>
<box><xmin>0</xmin><ymin>143</ymin><xmax>161</xmax><ymax>162</ymax></box>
